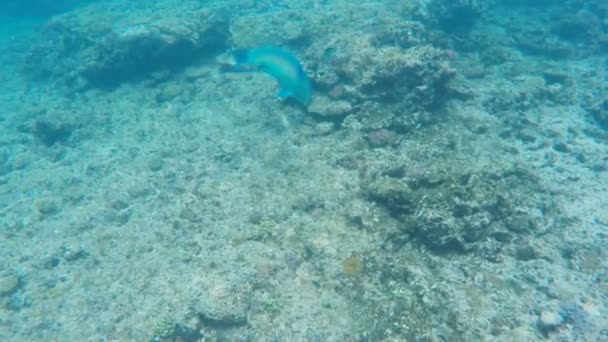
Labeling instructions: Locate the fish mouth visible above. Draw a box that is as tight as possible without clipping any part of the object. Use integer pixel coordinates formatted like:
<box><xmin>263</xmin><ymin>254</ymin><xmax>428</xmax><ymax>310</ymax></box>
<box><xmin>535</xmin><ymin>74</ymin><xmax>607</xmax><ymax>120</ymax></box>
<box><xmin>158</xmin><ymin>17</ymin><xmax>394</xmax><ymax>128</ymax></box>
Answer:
<box><xmin>215</xmin><ymin>52</ymin><xmax>236</xmax><ymax>70</ymax></box>
<box><xmin>215</xmin><ymin>51</ymin><xmax>254</xmax><ymax>72</ymax></box>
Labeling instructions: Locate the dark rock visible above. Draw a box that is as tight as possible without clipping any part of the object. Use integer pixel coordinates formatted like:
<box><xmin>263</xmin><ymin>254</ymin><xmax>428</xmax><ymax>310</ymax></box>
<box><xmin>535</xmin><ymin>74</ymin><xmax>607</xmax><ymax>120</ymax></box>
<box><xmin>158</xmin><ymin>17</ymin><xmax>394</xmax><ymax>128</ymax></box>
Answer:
<box><xmin>583</xmin><ymin>97</ymin><xmax>608</xmax><ymax>130</ymax></box>
<box><xmin>542</xmin><ymin>69</ymin><xmax>570</xmax><ymax>85</ymax></box>
<box><xmin>365</xmin><ymin>166</ymin><xmax>562</xmax><ymax>255</ymax></box>
<box><xmin>552</xmin><ymin>140</ymin><xmax>570</xmax><ymax>153</ymax></box>
<box><xmin>0</xmin><ymin>275</ymin><xmax>20</xmax><ymax>296</ymax></box>
<box><xmin>230</xmin><ymin>10</ymin><xmax>308</xmax><ymax>48</ymax></box>
<box><xmin>33</xmin><ymin>119</ymin><xmax>74</xmax><ymax>146</ymax></box>
<box><xmin>367</xmin><ymin>129</ymin><xmax>398</xmax><ymax>147</ymax></box>
<box><xmin>366</xmin><ymin>178</ymin><xmax>417</xmax><ymax>215</ymax></box>
<box><xmin>8</xmin><ymin>292</ymin><xmax>29</xmax><ymax>311</ymax></box>
<box><xmin>307</xmin><ymin>96</ymin><xmax>353</xmax><ymax>119</ymax></box>
<box><xmin>514</xmin><ymin>244</ymin><xmax>538</xmax><ymax>261</ymax></box>
<box><xmin>552</xmin><ymin>11</ymin><xmax>600</xmax><ymax>44</ymax></box>
<box><xmin>435</xmin><ymin>2</ymin><xmax>483</xmax><ymax>32</ymax></box>
<box><xmin>62</xmin><ymin>245</ymin><xmax>90</xmax><ymax>262</ymax></box>
<box><xmin>25</xmin><ymin>1</ymin><xmax>230</xmax><ymax>88</ymax></box>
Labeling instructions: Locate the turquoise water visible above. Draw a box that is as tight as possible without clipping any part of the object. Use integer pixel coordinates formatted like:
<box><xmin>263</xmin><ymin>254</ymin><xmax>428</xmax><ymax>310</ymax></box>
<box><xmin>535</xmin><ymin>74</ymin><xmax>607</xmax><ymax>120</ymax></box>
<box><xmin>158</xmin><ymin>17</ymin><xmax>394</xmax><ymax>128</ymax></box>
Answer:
<box><xmin>1</xmin><ymin>0</ymin><xmax>607</xmax><ymax>340</ymax></box>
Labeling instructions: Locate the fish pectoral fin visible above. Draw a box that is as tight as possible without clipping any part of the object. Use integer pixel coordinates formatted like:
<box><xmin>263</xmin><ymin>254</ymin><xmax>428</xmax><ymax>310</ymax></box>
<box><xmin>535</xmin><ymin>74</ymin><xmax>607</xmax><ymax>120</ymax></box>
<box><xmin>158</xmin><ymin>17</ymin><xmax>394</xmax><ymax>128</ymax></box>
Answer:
<box><xmin>277</xmin><ymin>88</ymin><xmax>293</xmax><ymax>99</ymax></box>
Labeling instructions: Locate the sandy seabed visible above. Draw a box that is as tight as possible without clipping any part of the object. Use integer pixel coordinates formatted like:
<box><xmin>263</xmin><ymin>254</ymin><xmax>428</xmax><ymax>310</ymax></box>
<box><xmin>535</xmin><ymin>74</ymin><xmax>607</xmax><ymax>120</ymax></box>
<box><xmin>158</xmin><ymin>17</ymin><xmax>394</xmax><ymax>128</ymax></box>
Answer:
<box><xmin>0</xmin><ymin>1</ymin><xmax>607</xmax><ymax>341</ymax></box>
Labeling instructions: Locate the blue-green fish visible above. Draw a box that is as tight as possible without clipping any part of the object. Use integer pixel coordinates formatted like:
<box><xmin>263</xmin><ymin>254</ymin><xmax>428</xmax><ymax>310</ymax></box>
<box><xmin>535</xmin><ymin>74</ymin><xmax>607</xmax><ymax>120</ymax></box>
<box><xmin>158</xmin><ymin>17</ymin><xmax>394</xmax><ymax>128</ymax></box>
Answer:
<box><xmin>230</xmin><ymin>47</ymin><xmax>312</xmax><ymax>106</ymax></box>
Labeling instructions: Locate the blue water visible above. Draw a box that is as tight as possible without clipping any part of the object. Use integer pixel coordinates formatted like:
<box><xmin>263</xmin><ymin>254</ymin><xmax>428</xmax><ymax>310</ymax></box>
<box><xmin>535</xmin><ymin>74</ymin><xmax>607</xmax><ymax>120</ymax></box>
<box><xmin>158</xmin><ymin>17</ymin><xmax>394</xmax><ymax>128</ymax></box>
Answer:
<box><xmin>1</xmin><ymin>0</ymin><xmax>607</xmax><ymax>341</ymax></box>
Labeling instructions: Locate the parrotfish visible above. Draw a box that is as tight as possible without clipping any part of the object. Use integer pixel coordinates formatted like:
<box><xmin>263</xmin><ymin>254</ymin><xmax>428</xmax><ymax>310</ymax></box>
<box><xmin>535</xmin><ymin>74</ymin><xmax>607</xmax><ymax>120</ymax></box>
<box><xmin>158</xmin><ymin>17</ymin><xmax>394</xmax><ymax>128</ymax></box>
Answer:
<box><xmin>229</xmin><ymin>47</ymin><xmax>312</xmax><ymax>106</ymax></box>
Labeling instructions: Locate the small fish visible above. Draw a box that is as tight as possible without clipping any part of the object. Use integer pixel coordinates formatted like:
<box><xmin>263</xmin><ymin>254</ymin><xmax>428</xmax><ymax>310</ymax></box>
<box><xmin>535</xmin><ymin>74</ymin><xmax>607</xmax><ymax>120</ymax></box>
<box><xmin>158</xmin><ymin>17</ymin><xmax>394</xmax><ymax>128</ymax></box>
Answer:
<box><xmin>228</xmin><ymin>47</ymin><xmax>312</xmax><ymax>106</ymax></box>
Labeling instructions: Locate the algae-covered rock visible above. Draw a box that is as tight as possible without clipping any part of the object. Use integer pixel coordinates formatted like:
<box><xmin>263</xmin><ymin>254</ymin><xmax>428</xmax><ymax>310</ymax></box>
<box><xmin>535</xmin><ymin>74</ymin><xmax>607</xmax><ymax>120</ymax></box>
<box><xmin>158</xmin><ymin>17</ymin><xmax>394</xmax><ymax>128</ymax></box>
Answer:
<box><xmin>551</xmin><ymin>10</ymin><xmax>602</xmax><ymax>45</ymax></box>
<box><xmin>0</xmin><ymin>274</ymin><xmax>20</xmax><ymax>296</ymax></box>
<box><xmin>230</xmin><ymin>10</ymin><xmax>308</xmax><ymax>48</ymax></box>
<box><xmin>365</xmin><ymin>166</ymin><xmax>561</xmax><ymax>255</ymax></box>
<box><xmin>25</xmin><ymin>1</ymin><xmax>230</xmax><ymax>87</ymax></box>
<box><xmin>307</xmin><ymin>95</ymin><xmax>353</xmax><ymax>119</ymax></box>
<box><xmin>32</xmin><ymin>119</ymin><xmax>75</xmax><ymax>146</ymax></box>
<box><xmin>152</xmin><ymin>314</ymin><xmax>177</xmax><ymax>338</ymax></box>
<box><xmin>512</xmin><ymin>26</ymin><xmax>575</xmax><ymax>58</ymax></box>
<box><xmin>190</xmin><ymin>241</ymin><xmax>276</xmax><ymax>326</ymax></box>
<box><xmin>151</xmin><ymin>312</ymin><xmax>202</xmax><ymax>341</ymax></box>
<box><xmin>367</xmin><ymin>129</ymin><xmax>399</xmax><ymax>147</ymax></box>
<box><xmin>306</xmin><ymin>33</ymin><xmax>454</xmax><ymax>130</ymax></box>
<box><xmin>195</xmin><ymin>279</ymin><xmax>250</xmax><ymax>325</ymax></box>
<box><xmin>367</xmin><ymin>178</ymin><xmax>417</xmax><ymax>215</ymax></box>
<box><xmin>344</xmin><ymin>43</ymin><xmax>452</xmax><ymax>105</ymax></box>
<box><xmin>423</xmin><ymin>0</ymin><xmax>492</xmax><ymax>32</ymax></box>
<box><xmin>307</xmin><ymin>33</ymin><xmax>453</xmax><ymax>102</ymax></box>
<box><xmin>583</xmin><ymin>96</ymin><xmax>608</xmax><ymax>130</ymax></box>
<box><xmin>367</xmin><ymin>20</ymin><xmax>429</xmax><ymax>49</ymax></box>
<box><xmin>36</xmin><ymin>197</ymin><xmax>61</xmax><ymax>216</ymax></box>
<box><xmin>16</xmin><ymin>109</ymin><xmax>86</xmax><ymax>146</ymax></box>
